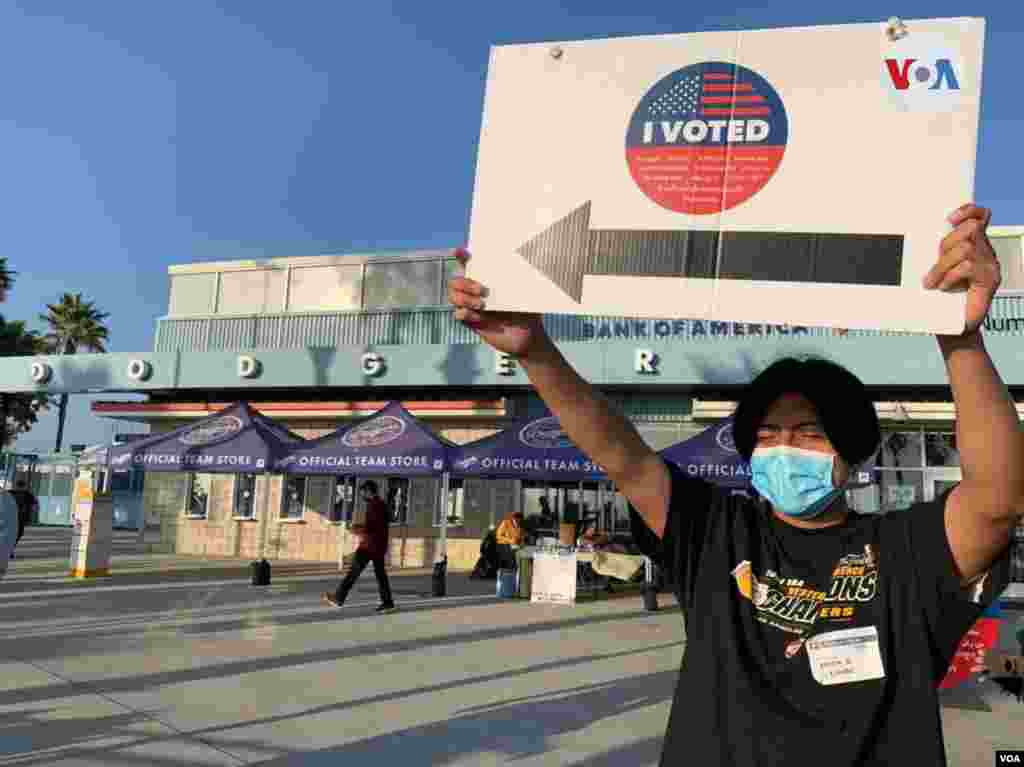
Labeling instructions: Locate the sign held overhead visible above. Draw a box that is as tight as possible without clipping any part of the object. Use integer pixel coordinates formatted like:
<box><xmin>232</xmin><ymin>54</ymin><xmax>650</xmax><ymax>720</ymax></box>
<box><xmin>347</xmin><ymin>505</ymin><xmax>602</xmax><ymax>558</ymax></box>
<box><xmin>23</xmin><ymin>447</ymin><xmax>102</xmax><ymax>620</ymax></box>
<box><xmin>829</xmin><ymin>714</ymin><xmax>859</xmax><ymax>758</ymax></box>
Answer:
<box><xmin>467</xmin><ymin>17</ymin><xmax>985</xmax><ymax>334</ymax></box>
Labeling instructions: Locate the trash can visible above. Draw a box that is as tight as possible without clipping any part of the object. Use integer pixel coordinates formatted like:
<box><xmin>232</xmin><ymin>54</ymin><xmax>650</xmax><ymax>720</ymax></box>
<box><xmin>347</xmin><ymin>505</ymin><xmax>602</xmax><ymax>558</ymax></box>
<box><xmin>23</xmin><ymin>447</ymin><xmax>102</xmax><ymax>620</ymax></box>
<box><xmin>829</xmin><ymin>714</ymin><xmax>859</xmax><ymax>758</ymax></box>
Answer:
<box><xmin>251</xmin><ymin>559</ymin><xmax>271</xmax><ymax>586</ymax></box>
<box><xmin>497</xmin><ymin>568</ymin><xmax>517</xmax><ymax>598</ymax></box>
<box><xmin>432</xmin><ymin>557</ymin><xmax>448</xmax><ymax>597</ymax></box>
<box><xmin>642</xmin><ymin>584</ymin><xmax>659</xmax><ymax>611</ymax></box>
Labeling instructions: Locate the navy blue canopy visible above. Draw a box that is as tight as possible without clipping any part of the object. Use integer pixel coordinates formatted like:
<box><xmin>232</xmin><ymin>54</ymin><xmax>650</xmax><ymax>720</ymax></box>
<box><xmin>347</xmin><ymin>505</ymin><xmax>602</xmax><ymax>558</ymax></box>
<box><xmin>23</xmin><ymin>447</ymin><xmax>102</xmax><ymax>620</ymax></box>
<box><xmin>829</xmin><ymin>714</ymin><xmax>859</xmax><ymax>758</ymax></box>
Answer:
<box><xmin>450</xmin><ymin>412</ymin><xmax>606</xmax><ymax>481</ymax></box>
<box><xmin>659</xmin><ymin>418</ymin><xmax>751</xmax><ymax>489</ymax></box>
<box><xmin>276</xmin><ymin>401</ymin><xmax>452</xmax><ymax>476</ymax></box>
<box><xmin>107</xmin><ymin>402</ymin><xmax>302</xmax><ymax>473</ymax></box>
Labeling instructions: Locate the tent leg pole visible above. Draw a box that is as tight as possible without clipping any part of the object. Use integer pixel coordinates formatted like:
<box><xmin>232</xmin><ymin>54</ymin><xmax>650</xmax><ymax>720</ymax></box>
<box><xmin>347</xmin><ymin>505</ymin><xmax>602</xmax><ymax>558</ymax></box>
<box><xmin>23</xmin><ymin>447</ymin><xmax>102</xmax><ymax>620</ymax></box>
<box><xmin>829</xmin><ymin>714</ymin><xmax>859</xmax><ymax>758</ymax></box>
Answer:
<box><xmin>432</xmin><ymin>473</ymin><xmax>449</xmax><ymax>597</ymax></box>
<box><xmin>439</xmin><ymin>472</ymin><xmax>449</xmax><ymax>563</ymax></box>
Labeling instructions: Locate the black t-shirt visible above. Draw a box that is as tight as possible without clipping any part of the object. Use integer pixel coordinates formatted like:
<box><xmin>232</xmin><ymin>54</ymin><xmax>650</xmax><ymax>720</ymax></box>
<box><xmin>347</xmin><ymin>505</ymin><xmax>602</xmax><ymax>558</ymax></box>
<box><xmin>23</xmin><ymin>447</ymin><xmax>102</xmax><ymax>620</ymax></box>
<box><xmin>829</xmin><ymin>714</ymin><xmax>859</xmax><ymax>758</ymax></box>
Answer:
<box><xmin>630</xmin><ymin>461</ymin><xmax>1011</xmax><ymax>767</ymax></box>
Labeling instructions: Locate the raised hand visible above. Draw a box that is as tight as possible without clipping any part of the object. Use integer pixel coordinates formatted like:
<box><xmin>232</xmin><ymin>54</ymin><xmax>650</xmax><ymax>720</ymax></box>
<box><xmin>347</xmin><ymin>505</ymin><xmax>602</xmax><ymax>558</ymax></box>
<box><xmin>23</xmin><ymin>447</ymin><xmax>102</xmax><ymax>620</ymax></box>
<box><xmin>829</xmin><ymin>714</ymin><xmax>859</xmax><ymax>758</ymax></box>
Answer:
<box><xmin>447</xmin><ymin>248</ymin><xmax>549</xmax><ymax>356</ymax></box>
<box><xmin>923</xmin><ymin>204</ymin><xmax>1001</xmax><ymax>334</ymax></box>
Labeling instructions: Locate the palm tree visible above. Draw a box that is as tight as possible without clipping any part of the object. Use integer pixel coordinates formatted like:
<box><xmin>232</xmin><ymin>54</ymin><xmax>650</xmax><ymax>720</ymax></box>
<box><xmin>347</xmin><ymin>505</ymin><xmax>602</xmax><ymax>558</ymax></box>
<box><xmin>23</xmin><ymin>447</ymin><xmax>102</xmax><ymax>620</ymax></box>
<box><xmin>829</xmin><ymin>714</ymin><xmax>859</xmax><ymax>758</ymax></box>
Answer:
<box><xmin>0</xmin><ymin>258</ymin><xmax>14</xmax><ymax>303</ymax></box>
<box><xmin>0</xmin><ymin>318</ymin><xmax>48</xmax><ymax>448</ymax></box>
<box><xmin>40</xmin><ymin>293</ymin><xmax>110</xmax><ymax>452</ymax></box>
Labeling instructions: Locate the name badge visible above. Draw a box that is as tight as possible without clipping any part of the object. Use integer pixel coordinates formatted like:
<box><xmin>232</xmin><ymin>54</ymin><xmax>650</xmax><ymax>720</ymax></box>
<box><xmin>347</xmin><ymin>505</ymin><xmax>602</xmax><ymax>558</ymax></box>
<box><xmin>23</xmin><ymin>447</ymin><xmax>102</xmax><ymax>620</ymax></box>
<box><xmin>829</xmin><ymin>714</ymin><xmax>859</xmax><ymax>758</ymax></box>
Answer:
<box><xmin>806</xmin><ymin>626</ymin><xmax>886</xmax><ymax>686</ymax></box>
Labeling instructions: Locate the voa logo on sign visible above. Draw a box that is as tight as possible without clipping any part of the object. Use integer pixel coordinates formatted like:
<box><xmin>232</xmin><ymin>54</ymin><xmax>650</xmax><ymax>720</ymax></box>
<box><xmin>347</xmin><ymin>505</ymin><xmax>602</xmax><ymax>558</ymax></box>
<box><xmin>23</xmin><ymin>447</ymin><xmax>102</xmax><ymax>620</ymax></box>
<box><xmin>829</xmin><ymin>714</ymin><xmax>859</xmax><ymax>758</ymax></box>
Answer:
<box><xmin>883</xmin><ymin>46</ymin><xmax>965</xmax><ymax>112</ymax></box>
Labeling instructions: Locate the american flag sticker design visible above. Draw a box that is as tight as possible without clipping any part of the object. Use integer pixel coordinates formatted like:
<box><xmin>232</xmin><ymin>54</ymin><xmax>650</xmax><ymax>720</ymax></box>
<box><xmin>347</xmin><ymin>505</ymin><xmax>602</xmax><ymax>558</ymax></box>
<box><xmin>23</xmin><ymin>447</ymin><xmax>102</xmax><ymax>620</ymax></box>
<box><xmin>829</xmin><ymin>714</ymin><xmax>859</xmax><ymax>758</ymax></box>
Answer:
<box><xmin>626</xmin><ymin>62</ymin><xmax>789</xmax><ymax>215</ymax></box>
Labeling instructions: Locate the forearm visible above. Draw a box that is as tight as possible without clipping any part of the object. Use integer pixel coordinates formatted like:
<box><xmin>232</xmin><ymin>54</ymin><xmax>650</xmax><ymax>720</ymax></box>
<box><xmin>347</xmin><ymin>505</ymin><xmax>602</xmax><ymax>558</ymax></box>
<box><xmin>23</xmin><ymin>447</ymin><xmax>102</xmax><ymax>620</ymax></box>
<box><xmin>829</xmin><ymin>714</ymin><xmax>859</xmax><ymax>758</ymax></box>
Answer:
<box><xmin>519</xmin><ymin>338</ymin><xmax>653</xmax><ymax>482</ymax></box>
<box><xmin>938</xmin><ymin>330</ymin><xmax>1024</xmax><ymax>519</ymax></box>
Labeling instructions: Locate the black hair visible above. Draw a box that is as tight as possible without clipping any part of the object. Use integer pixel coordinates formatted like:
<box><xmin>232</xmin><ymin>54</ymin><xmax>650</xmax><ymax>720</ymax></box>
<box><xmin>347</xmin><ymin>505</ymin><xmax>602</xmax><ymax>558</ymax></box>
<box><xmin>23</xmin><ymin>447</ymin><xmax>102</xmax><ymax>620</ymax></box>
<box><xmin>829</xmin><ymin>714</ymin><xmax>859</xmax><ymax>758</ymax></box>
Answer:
<box><xmin>732</xmin><ymin>357</ymin><xmax>880</xmax><ymax>465</ymax></box>
<box><xmin>360</xmin><ymin>480</ymin><xmax>378</xmax><ymax>494</ymax></box>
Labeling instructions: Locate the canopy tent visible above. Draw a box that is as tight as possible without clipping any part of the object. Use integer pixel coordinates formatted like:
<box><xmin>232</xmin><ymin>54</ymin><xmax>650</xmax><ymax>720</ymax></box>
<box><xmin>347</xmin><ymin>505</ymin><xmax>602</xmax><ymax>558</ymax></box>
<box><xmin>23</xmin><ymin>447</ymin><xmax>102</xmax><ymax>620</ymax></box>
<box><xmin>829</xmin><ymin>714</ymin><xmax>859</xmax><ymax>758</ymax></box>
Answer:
<box><xmin>659</xmin><ymin>418</ymin><xmax>752</xmax><ymax>490</ymax></box>
<box><xmin>107</xmin><ymin>402</ymin><xmax>302</xmax><ymax>473</ymax></box>
<box><xmin>450</xmin><ymin>412</ymin><xmax>606</xmax><ymax>481</ymax></box>
<box><xmin>275</xmin><ymin>401</ymin><xmax>453</xmax><ymax>476</ymax></box>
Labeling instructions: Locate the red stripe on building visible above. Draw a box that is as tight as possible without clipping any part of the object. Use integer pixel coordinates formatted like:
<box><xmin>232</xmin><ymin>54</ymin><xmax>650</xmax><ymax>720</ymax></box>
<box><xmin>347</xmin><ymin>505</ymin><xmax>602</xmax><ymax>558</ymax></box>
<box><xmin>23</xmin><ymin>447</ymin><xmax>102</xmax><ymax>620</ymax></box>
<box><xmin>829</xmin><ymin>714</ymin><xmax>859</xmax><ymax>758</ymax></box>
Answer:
<box><xmin>703</xmin><ymin>73</ymin><xmax>734</xmax><ymax>80</ymax></box>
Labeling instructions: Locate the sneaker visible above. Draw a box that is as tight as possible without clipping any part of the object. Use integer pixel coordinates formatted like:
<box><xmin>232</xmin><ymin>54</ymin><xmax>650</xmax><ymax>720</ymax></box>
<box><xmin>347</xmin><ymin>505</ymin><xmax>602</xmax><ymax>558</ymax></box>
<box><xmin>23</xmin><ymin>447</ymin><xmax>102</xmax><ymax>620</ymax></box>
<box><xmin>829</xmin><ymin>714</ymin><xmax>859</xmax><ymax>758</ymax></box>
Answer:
<box><xmin>322</xmin><ymin>592</ymin><xmax>344</xmax><ymax>608</ymax></box>
<box><xmin>375</xmin><ymin>603</ymin><xmax>397</xmax><ymax>614</ymax></box>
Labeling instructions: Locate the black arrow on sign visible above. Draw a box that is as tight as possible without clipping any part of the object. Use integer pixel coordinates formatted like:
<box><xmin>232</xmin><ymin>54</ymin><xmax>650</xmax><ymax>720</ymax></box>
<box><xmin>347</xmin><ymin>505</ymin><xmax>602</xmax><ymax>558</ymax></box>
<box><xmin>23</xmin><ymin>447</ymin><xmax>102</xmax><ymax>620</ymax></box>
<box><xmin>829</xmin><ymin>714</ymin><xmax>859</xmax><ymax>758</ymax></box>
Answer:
<box><xmin>516</xmin><ymin>202</ymin><xmax>904</xmax><ymax>304</ymax></box>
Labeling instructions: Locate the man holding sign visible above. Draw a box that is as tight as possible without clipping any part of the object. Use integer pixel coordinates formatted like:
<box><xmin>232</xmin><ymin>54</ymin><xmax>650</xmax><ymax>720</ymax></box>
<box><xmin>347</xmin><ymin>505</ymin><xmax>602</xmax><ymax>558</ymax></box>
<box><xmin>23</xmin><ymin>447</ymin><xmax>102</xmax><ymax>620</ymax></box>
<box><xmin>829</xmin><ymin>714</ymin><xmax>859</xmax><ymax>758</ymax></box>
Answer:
<box><xmin>449</xmin><ymin>204</ymin><xmax>1022</xmax><ymax>766</ymax></box>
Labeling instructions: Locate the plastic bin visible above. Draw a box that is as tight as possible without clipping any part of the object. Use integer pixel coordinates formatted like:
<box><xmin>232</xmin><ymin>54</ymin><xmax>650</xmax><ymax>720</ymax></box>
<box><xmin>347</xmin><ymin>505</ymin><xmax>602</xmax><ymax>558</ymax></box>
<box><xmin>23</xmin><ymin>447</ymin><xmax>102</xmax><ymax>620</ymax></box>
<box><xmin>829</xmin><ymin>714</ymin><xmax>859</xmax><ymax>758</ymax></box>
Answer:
<box><xmin>496</xmin><ymin>568</ymin><xmax>517</xmax><ymax>598</ymax></box>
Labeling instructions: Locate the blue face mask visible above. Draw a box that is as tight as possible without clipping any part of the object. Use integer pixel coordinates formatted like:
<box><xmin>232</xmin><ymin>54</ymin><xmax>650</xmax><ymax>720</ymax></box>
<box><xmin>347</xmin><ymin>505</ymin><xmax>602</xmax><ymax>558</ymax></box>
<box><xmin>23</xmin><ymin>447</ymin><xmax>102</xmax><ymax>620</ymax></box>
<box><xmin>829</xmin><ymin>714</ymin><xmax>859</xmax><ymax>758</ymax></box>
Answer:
<box><xmin>750</xmin><ymin>446</ymin><xmax>844</xmax><ymax>520</ymax></box>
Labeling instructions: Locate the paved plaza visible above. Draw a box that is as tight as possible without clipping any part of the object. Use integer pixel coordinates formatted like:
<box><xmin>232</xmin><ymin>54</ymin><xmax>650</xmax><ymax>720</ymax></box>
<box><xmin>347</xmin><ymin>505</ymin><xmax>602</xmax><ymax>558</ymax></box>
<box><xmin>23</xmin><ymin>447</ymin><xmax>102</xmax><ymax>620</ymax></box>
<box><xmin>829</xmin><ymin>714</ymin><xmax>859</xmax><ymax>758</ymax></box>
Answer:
<box><xmin>0</xmin><ymin>526</ymin><xmax>1021</xmax><ymax>766</ymax></box>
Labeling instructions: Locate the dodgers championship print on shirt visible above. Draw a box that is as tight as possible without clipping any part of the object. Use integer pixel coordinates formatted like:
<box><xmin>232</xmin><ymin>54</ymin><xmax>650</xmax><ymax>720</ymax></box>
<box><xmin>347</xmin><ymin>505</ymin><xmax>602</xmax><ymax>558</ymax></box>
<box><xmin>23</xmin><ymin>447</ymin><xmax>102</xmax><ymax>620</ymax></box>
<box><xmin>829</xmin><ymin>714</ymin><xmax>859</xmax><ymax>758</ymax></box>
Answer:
<box><xmin>732</xmin><ymin>544</ymin><xmax>880</xmax><ymax>658</ymax></box>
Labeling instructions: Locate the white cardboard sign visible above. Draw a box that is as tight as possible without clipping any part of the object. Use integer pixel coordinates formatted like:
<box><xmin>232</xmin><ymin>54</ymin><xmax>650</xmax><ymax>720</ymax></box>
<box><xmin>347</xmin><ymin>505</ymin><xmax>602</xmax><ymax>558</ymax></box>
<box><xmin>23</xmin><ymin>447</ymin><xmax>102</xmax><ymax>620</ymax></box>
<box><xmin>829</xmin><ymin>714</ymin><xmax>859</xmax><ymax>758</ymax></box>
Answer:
<box><xmin>467</xmin><ymin>17</ymin><xmax>984</xmax><ymax>334</ymax></box>
<box><xmin>530</xmin><ymin>552</ymin><xmax>577</xmax><ymax>604</ymax></box>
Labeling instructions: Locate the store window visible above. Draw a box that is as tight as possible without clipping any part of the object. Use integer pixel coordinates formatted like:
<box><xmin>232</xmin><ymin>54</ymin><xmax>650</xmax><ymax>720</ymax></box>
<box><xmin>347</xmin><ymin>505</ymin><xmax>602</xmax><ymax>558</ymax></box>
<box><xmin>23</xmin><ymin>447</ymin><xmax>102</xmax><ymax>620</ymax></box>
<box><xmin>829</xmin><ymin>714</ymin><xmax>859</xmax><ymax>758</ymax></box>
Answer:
<box><xmin>878</xmin><ymin>431</ymin><xmax>924</xmax><ymax>470</ymax></box>
<box><xmin>331</xmin><ymin>476</ymin><xmax>355</xmax><ymax>523</ymax></box>
<box><xmin>1011</xmin><ymin>521</ymin><xmax>1024</xmax><ymax>585</ymax></box>
<box><xmin>924</xmin><ymin>432</ymin><xmax>960</xmax><ymax>468</ymax></box>
<box><xmin>992</xmin><ymin>235</ymin><xmax>1023</xmax><ymax>291</ymax></box>
<box><xmin>185</xmin><ymin>473</ymin><xmax>213</xmax><ymax>518</ymax></box>
<box><xmin>436</xmin><ymin>478</ymin><xmax>465</xmax><ymax>527</ymax></box>
<box><xmin>384</xmin><ymin>477</ymin><xmax>410</xmax><ymax>525</ymax></box>
<box><xmin>282</xmin><ymin>476</ymin><xmax>306</xmax><ymax>520</ymax></box>
<box><xmin>168</xmin><ymin>273</ymin><xmax>217</xmax><ymax>316</ymax></box>
<box><xmin>442</xmin><ymin>258</ymin><xmax>464</xmax><ymax>304</ymax></box>
<box><xmin>217</xmin><ymin>269</ymin><xmax>285</xmax><ymax>315</ymax></box>
<box><xmin>234</xmin><ymin>474</ymin><xmax>257</xmax><ymax>519</ymax></box>
<box><xmin>363</xmin><ymin>259</ymin><xmax>443</xmax><ymax>309</ymax></box>
<box><xmin>287</xmin><ymin>264</ymin><xmax>363</xmax><ymax>312</ymax></box>
<box><xmin>521</xmin><ymin>481</ymin><xmax>557</xmax><ymax>534</ymax></box>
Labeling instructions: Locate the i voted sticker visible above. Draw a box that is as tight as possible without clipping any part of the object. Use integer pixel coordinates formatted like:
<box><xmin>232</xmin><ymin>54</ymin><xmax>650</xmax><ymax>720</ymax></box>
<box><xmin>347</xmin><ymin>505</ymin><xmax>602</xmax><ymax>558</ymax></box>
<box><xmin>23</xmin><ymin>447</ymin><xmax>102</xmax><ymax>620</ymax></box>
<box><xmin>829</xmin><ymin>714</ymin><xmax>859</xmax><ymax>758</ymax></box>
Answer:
<box><xmin>806</xmin><ymin>625</ymin><xmax>885</xmax><ymax>686</ymax></box>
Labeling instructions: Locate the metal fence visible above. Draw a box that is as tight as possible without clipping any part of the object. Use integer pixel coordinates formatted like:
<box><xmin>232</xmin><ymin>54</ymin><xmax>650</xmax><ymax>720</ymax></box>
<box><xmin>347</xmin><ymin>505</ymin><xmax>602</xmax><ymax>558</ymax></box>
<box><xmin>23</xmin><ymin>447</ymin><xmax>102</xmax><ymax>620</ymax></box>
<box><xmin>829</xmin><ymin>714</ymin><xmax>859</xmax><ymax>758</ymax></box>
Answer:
<box><xmin>0</xmin><ymin>452</ymin><xmax>145</xmax><ymax>529</ymax></box>
<box><xmin>154</xmin><ymin>295</ymin><xmax>1024</xmax><ymax>353</ymax></box>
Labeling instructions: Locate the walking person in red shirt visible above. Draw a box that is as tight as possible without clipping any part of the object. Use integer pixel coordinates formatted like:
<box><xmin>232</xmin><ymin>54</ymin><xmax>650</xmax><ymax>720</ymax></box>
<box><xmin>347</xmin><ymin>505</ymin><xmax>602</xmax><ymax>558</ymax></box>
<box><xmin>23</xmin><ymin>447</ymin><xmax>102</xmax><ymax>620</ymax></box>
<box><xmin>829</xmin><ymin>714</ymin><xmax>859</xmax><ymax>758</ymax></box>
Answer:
<box><xmin>323</xmin><ymin>480</ymin><xmax>396</xmax><ymax>613</ymax></box>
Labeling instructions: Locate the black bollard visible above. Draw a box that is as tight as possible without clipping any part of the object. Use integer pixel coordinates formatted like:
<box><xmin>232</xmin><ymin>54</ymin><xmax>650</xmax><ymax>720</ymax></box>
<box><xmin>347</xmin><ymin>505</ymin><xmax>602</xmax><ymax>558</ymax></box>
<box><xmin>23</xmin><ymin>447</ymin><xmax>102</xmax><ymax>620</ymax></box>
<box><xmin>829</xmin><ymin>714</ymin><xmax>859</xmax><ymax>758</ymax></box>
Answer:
<box><xmin>642</xmin><ymin>584</ymin><xmax>659</xmax><ymax>612</ymax></box>
<box><xmin>432</xmin><ymin>556</ymin><xmax>447</xmax><ymax>597</ymax></box>
<box><xmin>251</xmin><ymin>558</ymin><xmax>271</xmax><ymax>586</ymax></box>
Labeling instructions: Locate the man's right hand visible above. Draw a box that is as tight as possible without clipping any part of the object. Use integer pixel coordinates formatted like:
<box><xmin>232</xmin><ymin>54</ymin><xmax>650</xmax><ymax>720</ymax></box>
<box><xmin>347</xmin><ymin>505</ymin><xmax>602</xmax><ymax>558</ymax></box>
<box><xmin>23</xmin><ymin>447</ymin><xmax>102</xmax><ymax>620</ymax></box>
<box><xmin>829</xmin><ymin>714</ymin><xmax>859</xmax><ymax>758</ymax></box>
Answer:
<box><xmin>447</xmin><ymin>248</ymin><xmax>549</xmax><ymax>357</ymax></box>
<box><xmin>446</xmin><ymin>248</ymin><xmax>670</xmax><ymax>539</ymax></box>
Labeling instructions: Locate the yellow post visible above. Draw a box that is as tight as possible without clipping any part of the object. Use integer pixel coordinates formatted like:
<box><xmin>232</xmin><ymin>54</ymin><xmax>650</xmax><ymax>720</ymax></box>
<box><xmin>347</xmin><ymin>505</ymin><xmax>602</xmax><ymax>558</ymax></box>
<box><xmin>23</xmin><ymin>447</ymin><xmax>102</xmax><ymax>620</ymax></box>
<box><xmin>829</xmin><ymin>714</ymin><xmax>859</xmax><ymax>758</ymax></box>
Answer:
<box><xmin>69</xmin><ymin>470</ymin><xmax>113</xmax><ymax>578</ymax></box>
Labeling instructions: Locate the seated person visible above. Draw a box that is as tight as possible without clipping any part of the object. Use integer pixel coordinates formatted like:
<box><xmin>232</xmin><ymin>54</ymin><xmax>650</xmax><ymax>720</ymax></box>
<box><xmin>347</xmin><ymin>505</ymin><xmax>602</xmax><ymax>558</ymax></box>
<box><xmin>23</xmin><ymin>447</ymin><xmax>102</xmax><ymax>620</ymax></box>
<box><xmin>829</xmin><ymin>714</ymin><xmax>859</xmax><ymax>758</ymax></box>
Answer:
<box><xmin>495</xmin><ymin>511</ymin><xmax>524</xmax><ymax>570</ymax></box>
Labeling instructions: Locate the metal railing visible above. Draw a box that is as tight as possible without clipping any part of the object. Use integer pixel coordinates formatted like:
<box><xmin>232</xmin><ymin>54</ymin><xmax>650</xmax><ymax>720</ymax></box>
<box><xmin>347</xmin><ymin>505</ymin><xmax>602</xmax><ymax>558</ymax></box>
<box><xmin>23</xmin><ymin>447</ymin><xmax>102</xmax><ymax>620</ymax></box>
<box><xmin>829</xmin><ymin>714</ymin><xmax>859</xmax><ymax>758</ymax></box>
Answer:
<box><xmin>154</xmin><ymin>294</ymin><xmax>1024</xmax><ymax>352</ymax></box>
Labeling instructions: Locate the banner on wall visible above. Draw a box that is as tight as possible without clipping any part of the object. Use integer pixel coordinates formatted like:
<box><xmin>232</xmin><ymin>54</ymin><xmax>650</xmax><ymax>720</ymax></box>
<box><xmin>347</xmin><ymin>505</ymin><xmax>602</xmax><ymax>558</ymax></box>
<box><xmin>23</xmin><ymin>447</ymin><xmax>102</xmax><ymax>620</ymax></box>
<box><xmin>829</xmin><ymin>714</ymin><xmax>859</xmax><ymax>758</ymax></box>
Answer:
<box><xmin>467</xmin><ymin>17</ymin><xmax>984</xmax><ymax>334</ymax></box>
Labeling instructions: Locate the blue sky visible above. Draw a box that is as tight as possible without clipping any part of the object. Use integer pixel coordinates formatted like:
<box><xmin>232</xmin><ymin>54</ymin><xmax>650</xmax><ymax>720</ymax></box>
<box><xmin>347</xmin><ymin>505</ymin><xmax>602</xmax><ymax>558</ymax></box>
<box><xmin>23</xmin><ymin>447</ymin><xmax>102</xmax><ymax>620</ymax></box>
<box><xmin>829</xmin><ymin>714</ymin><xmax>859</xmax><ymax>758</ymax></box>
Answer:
<box><xmin>1</xmin><ymin>1</ymin><xmax>1021</xmax><ymax>451</ymax></box>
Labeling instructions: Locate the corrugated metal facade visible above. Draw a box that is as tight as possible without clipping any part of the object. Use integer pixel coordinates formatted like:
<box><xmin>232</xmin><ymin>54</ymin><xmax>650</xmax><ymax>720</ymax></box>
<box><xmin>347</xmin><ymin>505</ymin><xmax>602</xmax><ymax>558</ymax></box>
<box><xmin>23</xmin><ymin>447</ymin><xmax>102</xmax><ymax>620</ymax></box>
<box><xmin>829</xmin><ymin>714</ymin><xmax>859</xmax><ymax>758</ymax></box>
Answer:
<box><xmin>154</xmin><ymin>295</ymin><xmax>1024</xmax><ymax>352</ymax></box>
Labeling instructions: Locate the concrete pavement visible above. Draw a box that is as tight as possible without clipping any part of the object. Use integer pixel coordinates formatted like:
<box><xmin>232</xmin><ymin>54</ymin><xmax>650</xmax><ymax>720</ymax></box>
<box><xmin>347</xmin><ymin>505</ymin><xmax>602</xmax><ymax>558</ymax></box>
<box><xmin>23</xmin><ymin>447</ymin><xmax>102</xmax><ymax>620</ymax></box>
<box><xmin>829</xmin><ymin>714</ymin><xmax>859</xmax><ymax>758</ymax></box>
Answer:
<box><xmin>1</xmin><ymin>525</ymin><xmax>1021</xmax><ymax>765</ymax></box>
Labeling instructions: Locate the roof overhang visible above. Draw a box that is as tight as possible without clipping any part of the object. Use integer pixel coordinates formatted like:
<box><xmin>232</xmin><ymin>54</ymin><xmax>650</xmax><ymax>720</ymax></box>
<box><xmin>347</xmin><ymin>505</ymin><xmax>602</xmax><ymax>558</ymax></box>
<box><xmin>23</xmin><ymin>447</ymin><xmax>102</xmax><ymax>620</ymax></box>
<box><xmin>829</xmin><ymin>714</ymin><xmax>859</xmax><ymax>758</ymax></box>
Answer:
<box><xmin>91</xmin><ymin>399</ymin><xmax>507</xmax><ymax>421</ymax></box>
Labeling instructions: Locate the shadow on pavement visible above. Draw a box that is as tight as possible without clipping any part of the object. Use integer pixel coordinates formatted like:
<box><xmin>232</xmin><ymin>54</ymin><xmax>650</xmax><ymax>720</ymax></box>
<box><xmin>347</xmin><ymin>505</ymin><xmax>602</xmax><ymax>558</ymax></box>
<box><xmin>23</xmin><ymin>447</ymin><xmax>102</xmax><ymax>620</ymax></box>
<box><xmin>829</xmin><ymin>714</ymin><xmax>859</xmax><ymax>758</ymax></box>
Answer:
<box><xmin>4</xmin><ymin>607</ymin><xmax>667</xmax><ymax>706</ymax></box>
<box><xmin>245</xmin><ymin>669</ymin><xmax>676</xmax><ymax>766</ymax></box>
<box><xmin>5</xmin><ymin>645</ymin><xmax>680</xmax><ymax>767</ymax></box>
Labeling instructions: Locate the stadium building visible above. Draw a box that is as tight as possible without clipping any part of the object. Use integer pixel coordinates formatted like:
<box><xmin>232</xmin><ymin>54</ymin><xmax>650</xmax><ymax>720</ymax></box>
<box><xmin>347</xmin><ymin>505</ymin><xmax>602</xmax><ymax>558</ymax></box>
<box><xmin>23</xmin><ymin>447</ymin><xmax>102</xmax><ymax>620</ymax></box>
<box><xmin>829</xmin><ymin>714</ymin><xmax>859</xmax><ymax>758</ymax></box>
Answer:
<box><xmin>2</xmin><ymin>228</ymin><xmax>1023</xmax><ymax>572</ymax></box>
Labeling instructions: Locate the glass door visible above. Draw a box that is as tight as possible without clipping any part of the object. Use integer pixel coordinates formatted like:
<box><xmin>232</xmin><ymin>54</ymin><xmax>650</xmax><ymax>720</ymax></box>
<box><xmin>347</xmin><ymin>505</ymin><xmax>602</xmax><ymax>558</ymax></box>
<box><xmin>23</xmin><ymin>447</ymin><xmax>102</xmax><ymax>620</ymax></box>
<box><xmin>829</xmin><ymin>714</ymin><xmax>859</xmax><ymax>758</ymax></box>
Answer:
<box><xmin>924</xmin><ymin>468</ymin><xmax>961</xmax><ymax>503</ymax></box>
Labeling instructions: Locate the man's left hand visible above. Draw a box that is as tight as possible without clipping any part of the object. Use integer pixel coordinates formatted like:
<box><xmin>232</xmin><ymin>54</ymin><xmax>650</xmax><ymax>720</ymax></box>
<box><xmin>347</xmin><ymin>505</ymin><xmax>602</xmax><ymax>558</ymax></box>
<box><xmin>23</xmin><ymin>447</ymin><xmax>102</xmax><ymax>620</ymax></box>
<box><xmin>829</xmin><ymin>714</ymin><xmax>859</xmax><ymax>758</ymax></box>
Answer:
<box><xmin>923</xmin><ymin>204</ymin><xmax>1001</xmax><ymax>334</ymax></box>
